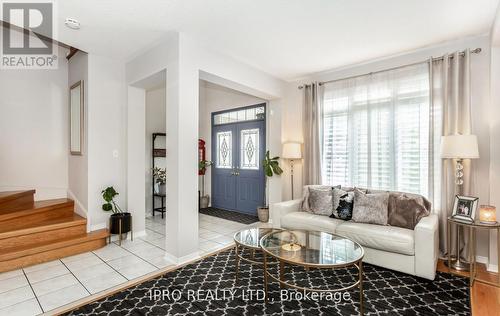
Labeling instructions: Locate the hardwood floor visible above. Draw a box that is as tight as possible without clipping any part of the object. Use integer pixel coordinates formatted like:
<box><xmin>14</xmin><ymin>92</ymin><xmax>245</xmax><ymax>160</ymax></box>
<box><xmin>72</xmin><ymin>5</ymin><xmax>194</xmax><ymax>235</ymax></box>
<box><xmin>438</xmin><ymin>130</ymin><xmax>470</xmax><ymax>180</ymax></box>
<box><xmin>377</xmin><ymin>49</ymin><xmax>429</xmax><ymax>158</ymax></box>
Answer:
<box><xmin>437</xmin><ymin>260</ymin><xmax>500</xmax><ymax>315</ymax></box>
<box><xmin>0</xmin><ymin>190</ymin><xmax>109</xmax><ymax>273</ymax></box>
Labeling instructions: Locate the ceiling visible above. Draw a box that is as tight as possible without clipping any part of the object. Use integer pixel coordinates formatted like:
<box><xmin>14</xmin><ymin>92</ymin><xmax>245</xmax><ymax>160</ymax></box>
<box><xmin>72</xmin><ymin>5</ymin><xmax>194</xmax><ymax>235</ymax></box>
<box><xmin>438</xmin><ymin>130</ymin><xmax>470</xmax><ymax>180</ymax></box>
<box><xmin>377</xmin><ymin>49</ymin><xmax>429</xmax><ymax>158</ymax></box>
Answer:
<box><xmin>53</xmin><ymin>0</ymin><xmax>499</xmax><ymax>81</ymax></box>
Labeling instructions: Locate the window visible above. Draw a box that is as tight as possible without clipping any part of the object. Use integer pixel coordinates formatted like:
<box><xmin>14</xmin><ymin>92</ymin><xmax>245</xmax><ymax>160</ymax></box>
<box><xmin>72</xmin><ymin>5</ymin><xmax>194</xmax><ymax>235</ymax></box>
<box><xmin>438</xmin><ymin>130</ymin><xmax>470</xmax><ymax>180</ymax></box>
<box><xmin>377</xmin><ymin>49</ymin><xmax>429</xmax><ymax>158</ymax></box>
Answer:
<box><xmin>213</xmin><ymin>106</ymin><xmax>265</xmax><ymax>125</ymax></box>
<box><xmin>321</xmin><ymin>63</ymin><xmax>430</xmax><ymax>195</ymax></box>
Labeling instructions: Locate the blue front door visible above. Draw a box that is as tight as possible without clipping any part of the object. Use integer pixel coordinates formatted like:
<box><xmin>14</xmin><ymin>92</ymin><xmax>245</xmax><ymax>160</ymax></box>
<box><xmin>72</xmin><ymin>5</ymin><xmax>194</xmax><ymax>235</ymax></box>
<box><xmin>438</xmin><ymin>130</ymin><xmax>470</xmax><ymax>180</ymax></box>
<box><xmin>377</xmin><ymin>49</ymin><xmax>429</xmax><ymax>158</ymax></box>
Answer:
<box><xmin>211</xmin><ymin>117</ymin><xmax>265</xmax><ymax>215</ymax></box>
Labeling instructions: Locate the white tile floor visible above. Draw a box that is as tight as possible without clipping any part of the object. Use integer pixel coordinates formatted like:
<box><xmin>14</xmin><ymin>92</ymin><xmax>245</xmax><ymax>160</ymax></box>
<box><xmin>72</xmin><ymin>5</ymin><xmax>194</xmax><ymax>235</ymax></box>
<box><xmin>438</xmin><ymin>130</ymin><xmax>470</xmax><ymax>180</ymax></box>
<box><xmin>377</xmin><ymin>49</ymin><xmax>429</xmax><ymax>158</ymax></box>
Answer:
<box><xmin>0</xmin><ymin>213</ymin><xmax>267</xmax><ymax>315</ymax></box>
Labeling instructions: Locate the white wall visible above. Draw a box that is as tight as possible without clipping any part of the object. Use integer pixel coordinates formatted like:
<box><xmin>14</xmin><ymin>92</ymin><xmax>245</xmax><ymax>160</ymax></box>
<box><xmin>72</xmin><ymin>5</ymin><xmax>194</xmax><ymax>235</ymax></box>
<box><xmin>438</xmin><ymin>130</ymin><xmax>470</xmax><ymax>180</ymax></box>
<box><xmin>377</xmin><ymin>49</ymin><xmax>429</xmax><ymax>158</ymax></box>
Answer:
<box><xmin>198</xmin><ymin>81</ymin><xmax>265</xmax><ymax>201</ymax></box>
<box><xmin>488</xmin><ymin>8</ymin><xmax>500</xmax><ymax>272</ymax></box>
<box><xmin>68</xmin><ymin>51</ymin><xmax>89</xmax><ymax>219</ymax></box>
<box><xmin>0</xmin><ymin>46</ymin><xmax>69</xmax><ymax>201</ymax></box>
<box><xmin>87</xmin><ymin>54</ymin><xmax>127</xmax><ymax>231</ymax></box>
<box><xmin>145</xmin><ymin>87</ymin><xmax>166</xmax><ymax>214</ymax></box>
<box><xmin>283</xmin><ymin>35</ymin><xmax>493</xmax><ymax>261</ymax></box>
<box><xmin>127</xmin><ymin>86</ymin><xmax>146</xmax><ymax>235</ymax></box>
<box><xmin>126</xmin><ymin>31</ymin><xmax>286</xmax><ymax>263</ymax></box>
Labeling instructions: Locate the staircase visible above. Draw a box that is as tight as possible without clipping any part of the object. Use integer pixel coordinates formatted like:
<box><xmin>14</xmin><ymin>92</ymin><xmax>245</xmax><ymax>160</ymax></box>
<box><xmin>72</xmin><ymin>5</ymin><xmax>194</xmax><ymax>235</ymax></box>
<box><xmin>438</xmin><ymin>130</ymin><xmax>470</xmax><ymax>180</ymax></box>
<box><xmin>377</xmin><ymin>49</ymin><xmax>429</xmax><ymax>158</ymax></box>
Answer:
<box><xmin>0</xmin><ymin>190</ymin><xmax>109</xmax><ymax>273</ymax></box>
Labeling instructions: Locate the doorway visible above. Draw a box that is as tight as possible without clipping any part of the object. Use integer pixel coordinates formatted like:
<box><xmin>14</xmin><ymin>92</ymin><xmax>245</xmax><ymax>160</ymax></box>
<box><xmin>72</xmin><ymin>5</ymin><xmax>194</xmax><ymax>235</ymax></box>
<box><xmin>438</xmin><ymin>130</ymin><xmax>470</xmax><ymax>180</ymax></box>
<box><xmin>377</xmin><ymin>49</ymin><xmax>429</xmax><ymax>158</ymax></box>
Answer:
<box><xmin>211</xmin><ymin>104</ymin><xmax>266</xmax><ymax>215</ymax></box>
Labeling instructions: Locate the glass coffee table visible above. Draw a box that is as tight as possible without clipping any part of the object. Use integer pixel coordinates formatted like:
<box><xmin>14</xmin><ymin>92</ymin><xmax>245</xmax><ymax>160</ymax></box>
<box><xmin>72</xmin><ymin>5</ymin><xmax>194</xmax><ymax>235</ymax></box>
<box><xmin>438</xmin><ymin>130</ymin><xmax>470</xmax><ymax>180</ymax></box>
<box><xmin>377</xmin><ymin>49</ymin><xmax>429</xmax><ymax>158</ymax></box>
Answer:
<box><xmin>260</xmin><ymin>230</ymin><xmax>365</xmax><ymax>314</ymax></box>
<box><xmin>233</xmin><ymin>228</ymin><xmax>281</xmax><ymax>283</ymax></box>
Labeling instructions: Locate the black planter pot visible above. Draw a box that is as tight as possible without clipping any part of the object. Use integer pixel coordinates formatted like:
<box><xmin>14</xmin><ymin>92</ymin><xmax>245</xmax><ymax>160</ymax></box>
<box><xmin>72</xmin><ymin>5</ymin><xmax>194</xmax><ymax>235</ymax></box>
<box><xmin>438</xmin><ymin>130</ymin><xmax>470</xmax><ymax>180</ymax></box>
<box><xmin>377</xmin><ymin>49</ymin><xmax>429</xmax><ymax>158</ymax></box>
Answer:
<box><xmin>110</xmin><ymin>212</ymin><xmax>132</xmax><ymax>234</ymax></box>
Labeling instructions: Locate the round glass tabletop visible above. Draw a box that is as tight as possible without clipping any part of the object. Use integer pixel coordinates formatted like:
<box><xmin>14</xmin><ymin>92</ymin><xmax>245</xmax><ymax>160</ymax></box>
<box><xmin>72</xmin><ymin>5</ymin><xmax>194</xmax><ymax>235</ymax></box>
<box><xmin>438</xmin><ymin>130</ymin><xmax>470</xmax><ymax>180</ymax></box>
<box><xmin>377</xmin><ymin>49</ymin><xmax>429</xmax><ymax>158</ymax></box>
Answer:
<box><xmin>233</xmin><ymin>228</ymin><xmax>281</xmax><ymax>249</ymax></box>
<box><xmin>260</xmin><ymin>230</ymin><xmax>364</xmax><ymax>267</ymax></box>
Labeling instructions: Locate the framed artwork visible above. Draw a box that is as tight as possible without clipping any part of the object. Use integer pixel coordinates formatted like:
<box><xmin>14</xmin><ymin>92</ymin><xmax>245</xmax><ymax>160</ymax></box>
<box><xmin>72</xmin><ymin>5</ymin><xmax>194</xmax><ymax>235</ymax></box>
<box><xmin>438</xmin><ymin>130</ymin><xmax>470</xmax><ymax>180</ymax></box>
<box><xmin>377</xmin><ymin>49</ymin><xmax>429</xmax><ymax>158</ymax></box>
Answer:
<box><xmin>70</xmin><ymin>80</ymin><xmax>84</xmax><ymax>155</ymax></box>
<box><xmin>451</xmin><ymin>195</ymin><xmax>478</xmax><ymax>222</ymax></box>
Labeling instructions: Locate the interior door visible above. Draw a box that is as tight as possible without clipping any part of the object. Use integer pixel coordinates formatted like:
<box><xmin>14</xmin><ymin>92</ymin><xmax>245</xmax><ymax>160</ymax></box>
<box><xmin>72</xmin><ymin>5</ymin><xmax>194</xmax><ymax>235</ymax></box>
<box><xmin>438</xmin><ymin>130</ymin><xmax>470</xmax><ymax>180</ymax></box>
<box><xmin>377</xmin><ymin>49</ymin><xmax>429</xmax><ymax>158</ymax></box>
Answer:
<box><xmin>211</xmin><ymin>123</ymin><xmax>237</xmax><ymax>210</ymax></box>
<box><xmin>211</xmin><ymin>110</ymin><xmax>265</xmax><ymax>215</ymax></box>
<box><xmin>235</xmin><ymin>121</ymin><xmax>265</xmax><ymax>214</ymax></box>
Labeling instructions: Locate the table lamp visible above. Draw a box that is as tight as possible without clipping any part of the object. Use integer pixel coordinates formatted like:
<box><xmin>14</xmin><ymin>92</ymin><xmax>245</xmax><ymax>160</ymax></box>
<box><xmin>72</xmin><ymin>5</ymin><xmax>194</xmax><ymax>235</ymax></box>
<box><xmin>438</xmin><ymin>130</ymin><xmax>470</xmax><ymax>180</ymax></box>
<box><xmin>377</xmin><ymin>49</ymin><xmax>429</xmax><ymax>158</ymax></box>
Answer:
<box><xmin>479</xmin><ymin>205</ymin><xmax>497</xmax><ymax>225</ymax></box>
<box><xmin>282</xmin><ymin>142</ymin><xmax>302</xmax><ymax>199</ymax></box>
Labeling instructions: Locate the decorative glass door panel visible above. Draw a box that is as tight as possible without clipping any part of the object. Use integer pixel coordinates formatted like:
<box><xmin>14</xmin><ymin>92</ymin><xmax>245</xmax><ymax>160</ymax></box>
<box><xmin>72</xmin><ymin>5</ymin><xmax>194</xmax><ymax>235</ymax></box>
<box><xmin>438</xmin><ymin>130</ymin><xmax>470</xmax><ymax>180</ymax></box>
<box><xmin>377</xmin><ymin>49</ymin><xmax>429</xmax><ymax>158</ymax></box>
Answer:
<box><xmin>240</xmin><ymin>128</ymin><xmax>259</xmax><ymax>170</ymax></box>
<box><xmin>216</xmin><ymin>131</ymin><xmax>232</xmax><ymax>169</ymax></box>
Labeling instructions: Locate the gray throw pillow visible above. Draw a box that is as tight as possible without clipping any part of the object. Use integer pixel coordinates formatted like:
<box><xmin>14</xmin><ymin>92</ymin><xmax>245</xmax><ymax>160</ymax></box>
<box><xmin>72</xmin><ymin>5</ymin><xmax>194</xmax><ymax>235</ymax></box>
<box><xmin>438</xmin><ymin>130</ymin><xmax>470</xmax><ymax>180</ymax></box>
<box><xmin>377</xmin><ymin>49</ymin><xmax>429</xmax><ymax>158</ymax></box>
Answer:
<box><xmin>301</xmin><ymin>185</ymin><xmax>340</xmax><ymax>212</ymax></box>
<box><xmin>352</xmin><ymin>189</ymin><xmax>389</xmax><ymax>225</ymax></box>
<box><xmin>307</xmin><ymin>187</ymin><xmax>333</xmax><ymax>216</ymax></box>
<box><xmin>388</xmin><ymin>193</ymin><xmax>430</xmax><ymax>230</ymax></box>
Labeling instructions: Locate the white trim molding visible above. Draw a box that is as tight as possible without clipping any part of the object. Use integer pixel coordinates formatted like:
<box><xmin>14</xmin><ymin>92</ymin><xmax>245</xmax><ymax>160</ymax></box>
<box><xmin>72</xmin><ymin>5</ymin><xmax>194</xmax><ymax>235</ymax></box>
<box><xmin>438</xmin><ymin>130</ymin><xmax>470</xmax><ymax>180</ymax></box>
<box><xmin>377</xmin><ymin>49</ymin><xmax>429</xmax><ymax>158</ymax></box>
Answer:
<box><xmin>164</xmin><ymin>251</ymin><xmax>201</xmax><ymax>266</ymax></box>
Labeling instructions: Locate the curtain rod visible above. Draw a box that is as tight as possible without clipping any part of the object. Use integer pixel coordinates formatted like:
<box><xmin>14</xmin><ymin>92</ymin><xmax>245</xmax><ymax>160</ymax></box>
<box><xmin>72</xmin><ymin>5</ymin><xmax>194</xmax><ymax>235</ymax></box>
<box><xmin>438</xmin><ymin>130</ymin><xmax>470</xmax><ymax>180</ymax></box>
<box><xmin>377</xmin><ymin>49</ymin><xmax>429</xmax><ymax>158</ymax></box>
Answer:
<box><xmin>298</xmin><ymin>47</ymin><xmax>481</xmax><ymax>89</ymax></box>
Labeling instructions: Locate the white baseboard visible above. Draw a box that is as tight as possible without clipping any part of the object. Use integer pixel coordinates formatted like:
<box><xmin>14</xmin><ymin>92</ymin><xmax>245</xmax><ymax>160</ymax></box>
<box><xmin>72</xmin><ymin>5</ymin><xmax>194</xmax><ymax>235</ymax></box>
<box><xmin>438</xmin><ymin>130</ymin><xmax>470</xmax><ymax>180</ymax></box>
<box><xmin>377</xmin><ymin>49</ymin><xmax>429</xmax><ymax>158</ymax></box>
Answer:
<box><xmin>164</xmin><ymin>251</ymin><xmax>201</xmax><ymax>265</ymax></box>
<box><xmin>487</xmin><ymin>263</ymin><xmax>498</xmax><ymax>273</ymax></box>
<box><xmin>475</xmin><ymin>255</ymin><xmax>488</xmax><ymax>264</ymax></box>
<box><xmin>475</xmin><ymin>255</ymin><xmax>499</xmax><ymax>273</ymax></box>
<box><xmin>66</xmin><ymin>189</ymin><xmax>88</xmax><ymax>217</ymax></box>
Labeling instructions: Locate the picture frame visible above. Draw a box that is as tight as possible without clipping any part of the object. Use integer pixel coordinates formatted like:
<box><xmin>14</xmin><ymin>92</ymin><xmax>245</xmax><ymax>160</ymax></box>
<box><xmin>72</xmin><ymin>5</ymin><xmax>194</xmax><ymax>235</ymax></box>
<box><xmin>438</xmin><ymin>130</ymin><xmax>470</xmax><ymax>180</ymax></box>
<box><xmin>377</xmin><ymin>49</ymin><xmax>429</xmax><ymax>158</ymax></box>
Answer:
<box><xmin>451</xmin><ymin>195</ymin><xmax>478</xmax><ymax>222</ymax></box>
<box><xmin>70</xmin><ymin>80</ymin><xmax>84</xmax><ymax>155</ymax></box>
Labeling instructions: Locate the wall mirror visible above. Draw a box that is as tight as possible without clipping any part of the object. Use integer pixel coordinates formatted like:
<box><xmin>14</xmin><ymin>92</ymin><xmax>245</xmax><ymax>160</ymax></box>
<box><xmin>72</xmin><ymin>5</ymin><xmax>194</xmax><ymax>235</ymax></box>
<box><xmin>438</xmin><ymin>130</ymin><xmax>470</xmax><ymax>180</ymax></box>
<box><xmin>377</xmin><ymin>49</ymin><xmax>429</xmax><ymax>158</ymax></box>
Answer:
<box><xmin>70</xmin><ymin>80</ymin><xmax>84</xmax><ymax>155</ymax></box>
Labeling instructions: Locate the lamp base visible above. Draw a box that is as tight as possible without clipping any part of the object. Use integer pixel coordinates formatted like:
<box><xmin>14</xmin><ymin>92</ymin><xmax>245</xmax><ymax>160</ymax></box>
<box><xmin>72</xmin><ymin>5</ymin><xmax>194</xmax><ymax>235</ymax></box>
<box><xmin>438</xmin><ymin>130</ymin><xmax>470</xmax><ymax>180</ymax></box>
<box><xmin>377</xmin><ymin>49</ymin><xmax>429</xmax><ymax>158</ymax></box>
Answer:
<box><xmin>450</xmin><ymin>258</ymin><xmax>470</xmax><ymax>271</ymax></box>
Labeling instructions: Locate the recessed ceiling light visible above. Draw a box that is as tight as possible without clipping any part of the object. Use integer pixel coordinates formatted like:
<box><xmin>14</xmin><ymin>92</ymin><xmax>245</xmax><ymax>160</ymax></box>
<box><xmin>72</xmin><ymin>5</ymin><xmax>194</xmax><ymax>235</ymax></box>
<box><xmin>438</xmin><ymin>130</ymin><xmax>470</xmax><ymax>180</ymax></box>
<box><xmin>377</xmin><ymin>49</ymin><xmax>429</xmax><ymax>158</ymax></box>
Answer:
<box><xmin>65</xmin><ymin>18</ymin><xmax>80</xmax><ymax>30</ymax></box>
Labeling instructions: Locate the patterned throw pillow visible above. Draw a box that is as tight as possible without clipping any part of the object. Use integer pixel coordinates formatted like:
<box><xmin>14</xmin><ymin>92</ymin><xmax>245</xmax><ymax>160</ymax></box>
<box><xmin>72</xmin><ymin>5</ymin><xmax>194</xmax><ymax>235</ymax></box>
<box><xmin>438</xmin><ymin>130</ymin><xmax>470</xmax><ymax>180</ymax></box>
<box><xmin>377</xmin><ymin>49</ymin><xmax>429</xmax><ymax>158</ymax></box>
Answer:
<box><xmin>352</xmin><ymin>189</ymin><xmax>389</xmax><ymax>225</ymax></box>
<box><xmin>301</xmin><ymin>185</ymin><xmax>340</xmax><ymax>212</ymax></box>
<box><xmin>330</xmin><ymin>188</ymin><xmax>354</xmax><ymax>220</ymax></box>
<box><xmin>307</xmin><ymin>187</ymin><xmax>334</xmax><ymax>216</ymax></box>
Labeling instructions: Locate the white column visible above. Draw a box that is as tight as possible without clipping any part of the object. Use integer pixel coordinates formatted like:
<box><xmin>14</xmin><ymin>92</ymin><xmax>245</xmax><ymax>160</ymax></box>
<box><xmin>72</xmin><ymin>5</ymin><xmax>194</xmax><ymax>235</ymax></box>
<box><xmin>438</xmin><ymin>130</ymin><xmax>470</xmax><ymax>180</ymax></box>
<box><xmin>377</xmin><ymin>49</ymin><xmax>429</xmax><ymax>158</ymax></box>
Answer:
<box><xmin>268</xmin><ymin>99</ymin><xmax>283</xmax><ymax>215</ymax></box>
<box><xmin>127</xmin><ymin>86</ymin><xmax>146</xmax><ymax>236</ymax></box>
<box><xmin>165</xmin><ymin>50</ymin><xmax>200</xmax><ymax>263</ymax></box>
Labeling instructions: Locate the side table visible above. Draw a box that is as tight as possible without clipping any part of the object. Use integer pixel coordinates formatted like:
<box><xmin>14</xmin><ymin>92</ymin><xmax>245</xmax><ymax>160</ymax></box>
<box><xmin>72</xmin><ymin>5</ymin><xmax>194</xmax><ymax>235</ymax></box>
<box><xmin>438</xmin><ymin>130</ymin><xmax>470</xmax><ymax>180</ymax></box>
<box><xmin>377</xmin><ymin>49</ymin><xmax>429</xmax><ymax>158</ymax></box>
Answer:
<box><xmin>447</xmin><ymin>217</ymin><xmax>500</xmax><ymax>287</ymax></box>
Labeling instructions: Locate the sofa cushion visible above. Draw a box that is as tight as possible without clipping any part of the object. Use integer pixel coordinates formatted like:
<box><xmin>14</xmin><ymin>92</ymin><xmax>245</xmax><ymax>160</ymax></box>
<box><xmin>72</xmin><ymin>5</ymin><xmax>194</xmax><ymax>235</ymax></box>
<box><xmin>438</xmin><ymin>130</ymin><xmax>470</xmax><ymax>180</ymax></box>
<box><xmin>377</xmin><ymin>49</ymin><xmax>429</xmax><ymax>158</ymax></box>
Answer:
<box><xmin>301</xmin><ymin>185</ymin><xmax>340</xmax><ymax>213</ymax></box>
<box><xmin>352</xmin><ymin>189</ymin><xmax>389</xmax><ymax>225</ymax></box>
<box><xmin>281</xmin><ymin>211</ymin><xmax>344</xmax><ymax>233</ymax></box>
<box><xmin>336</xmin><ymin>221</ymin><xmax>414</xmax><ymax>255</ymax></box>
<box><xmin>388</xmin><ymin>193</ymin><xmax>430</xmax><ymax>230</ymax></box>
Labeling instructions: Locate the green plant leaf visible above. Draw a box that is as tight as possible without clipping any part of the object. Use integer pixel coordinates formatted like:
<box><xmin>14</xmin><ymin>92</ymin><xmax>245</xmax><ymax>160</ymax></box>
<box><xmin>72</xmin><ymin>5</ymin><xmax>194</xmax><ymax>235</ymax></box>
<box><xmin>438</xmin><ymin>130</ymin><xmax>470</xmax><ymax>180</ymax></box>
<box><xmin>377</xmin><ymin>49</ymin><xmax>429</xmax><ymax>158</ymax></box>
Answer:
<box><xmin>102</xmin><ymin>203</ymin><xmax>112</xmax><ymax>211</ymax></box>
<box><xmin>263</xmin><ymin>150</ymin><xmax>282</xmax><ymax>177</ymax></box>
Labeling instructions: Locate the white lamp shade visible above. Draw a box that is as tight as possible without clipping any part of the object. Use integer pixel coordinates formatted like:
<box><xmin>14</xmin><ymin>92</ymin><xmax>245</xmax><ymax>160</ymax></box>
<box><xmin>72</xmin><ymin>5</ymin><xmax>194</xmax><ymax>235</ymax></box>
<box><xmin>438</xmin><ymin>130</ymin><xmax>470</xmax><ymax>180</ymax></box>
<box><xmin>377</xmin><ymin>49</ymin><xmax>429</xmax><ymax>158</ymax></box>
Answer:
<box><xmin>440</xmin><ymin>135</ymin><xmax>479</xmax><ymax>159</ymax></box>
<box><xmin>282</xmin><ymin>142</ymin><xmax>302</xmax><ymax>159</ymax></box>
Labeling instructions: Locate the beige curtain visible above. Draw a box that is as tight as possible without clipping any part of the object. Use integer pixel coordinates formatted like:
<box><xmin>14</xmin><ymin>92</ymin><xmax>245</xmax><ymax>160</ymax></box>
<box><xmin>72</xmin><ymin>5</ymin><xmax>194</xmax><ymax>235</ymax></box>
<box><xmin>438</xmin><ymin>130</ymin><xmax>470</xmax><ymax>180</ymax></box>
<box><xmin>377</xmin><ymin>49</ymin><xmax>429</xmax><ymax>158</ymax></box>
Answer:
<box><xmin>302</xmin><ymin>83</ymin><xmax>323</xmax><ymax>185</ymax></box>
<box><xmin>430</xmin><ymin>49</ymin><xmax>475</xmax><ymax>258</ymax></box>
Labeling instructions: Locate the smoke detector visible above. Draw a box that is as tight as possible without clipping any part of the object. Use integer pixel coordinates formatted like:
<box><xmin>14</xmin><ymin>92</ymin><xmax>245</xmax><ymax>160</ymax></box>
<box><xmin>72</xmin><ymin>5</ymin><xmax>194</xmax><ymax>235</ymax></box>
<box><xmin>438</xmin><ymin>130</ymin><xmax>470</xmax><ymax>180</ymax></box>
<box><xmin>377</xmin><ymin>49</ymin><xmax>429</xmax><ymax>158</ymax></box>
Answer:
<box><xmin>65</xmin><ymin>18</ymin><xmax>80</xmax><ymax>30</ymax></box>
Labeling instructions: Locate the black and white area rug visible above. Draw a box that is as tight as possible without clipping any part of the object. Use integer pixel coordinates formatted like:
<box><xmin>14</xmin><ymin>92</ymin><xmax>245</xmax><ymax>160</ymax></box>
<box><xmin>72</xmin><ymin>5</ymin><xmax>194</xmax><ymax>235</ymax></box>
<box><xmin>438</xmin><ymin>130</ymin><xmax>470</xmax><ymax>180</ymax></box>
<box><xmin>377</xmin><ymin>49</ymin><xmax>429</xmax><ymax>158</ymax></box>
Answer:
<box><xmin>67</xmin><ymin>248</ymin><xmax>470</xmax><ymax>315</ymax></box>
<box><xmin>199</xmin><ymin>207</ymin><xmax>259</xmax><ymax>224</ymax></box>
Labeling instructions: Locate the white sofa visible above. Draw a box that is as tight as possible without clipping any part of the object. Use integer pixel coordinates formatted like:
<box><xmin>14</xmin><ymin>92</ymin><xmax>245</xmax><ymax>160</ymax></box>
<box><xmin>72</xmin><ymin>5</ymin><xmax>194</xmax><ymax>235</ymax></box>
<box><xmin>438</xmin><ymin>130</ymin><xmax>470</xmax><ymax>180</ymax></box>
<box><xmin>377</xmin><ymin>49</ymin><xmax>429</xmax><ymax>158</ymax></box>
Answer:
<box><xmin>271</xmin><ymin>193</ymin><xmax>439</xmax><ymax>280</ymax></box>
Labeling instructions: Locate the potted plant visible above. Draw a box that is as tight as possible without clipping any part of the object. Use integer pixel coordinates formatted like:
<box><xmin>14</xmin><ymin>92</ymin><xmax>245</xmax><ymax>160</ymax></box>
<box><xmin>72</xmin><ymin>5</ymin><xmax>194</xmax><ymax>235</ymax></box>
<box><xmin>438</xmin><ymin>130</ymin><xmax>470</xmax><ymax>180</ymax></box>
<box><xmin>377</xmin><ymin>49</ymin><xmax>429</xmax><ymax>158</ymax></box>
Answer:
<box><xmin>199</xmin><ymin>159</ymin><xmax>213</xmax><ymax>208</ymax></box>
<box><xmin>101</xmin><ymin>186</ymin><xmax>132</xmax><ymax>236</ymax></box>
<box><xmin>258</xmin><ymin>151</ymin><xmax>283</xmax><ymax>222</ymax></box>
<box><xmin>152</xmin><ymin>167</ymin><xmax>166</xmax><ymax>195</ymax></box>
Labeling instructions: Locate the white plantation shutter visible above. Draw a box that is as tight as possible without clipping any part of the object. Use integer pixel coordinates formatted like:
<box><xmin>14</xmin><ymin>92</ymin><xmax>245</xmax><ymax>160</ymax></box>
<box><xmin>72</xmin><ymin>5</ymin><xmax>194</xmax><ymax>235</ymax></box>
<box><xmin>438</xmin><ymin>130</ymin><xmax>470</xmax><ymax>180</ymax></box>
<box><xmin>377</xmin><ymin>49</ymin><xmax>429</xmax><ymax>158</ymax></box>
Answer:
<box><xmin>321</xmin><ymin>63</ymin><xmax>430</xmax><ymax>195</ymax></box>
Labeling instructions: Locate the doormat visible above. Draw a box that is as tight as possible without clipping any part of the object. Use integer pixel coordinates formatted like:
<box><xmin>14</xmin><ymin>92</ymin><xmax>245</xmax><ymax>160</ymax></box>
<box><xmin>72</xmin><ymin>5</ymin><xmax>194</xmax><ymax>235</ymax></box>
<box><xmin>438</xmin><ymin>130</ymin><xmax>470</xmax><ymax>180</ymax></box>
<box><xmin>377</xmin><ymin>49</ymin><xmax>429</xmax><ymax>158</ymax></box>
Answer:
<box><xmin>199</xmin><ymin>207</ymin><xmax>259</xmax><ymax>224</ymax></box>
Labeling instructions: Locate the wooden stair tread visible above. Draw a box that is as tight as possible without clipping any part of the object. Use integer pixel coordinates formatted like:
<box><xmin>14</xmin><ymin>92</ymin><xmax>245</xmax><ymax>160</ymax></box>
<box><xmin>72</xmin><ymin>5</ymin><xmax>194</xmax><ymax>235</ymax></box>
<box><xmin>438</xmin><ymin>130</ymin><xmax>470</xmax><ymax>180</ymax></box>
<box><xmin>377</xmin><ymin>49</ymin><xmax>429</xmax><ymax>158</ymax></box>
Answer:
<box><xmin>0</xmin><ymin>190</ymin><xmax>35</xmax><ymax>202</ymax></box>
<box><xmin>0</xmin><ymin>198</ymin><xmax>73</xmax><ymax>220</ymax></box>
<box><xmin>0</xmin><ymin>213</ymin><xmax>86</xmax><ymax>237</ymax></box>
<box><xmin>0</xmin><ymin>229</ymin><xmax>109</xmax><ymax>261</ymax></box>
